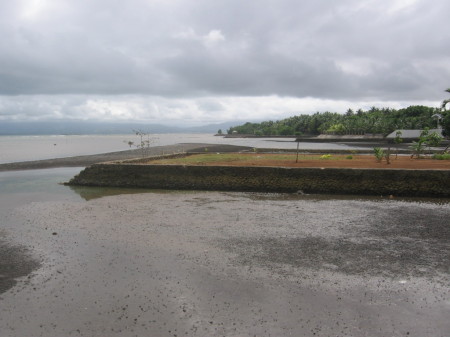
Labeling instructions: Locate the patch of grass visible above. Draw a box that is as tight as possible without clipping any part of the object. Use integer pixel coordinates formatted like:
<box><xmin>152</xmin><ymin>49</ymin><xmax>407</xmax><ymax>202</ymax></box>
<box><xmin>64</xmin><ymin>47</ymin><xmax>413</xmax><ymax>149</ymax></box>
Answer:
<box><xmin>150</xmin><ymin>153</ymin><xmax>295</xmax><ymax>165</ymax></box>
<box><xmin>432</xmin><ymin>153</ymin><xmax>450</xmax><ymax>160</ymax></box>
<box><xmin>346</xmin><ymin>155</ymin><xmax>353</xmax><ymax>159</ymax></box>
<box><xmin>148</xmin><ymin>153</ymin><xmax>352</xmax><ymax>165</ymax></box>
<box><xmin>151</xmin><ymin>153</ymin><xmax>241</xmax><ymax>164</ymax></box>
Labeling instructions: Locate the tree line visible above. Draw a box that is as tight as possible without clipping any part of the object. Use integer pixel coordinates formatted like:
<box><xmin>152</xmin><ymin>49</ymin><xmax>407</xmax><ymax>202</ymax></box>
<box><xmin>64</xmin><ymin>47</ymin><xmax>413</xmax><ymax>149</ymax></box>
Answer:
<box><xmin>227</xmin><ymin>102</ymin><xmax>450</xmax><ymax>138</ymax></box>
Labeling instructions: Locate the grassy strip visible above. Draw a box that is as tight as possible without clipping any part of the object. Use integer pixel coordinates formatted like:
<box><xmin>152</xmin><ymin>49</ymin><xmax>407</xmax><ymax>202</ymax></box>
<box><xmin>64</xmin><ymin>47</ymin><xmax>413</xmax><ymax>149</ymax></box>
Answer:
<box><xmin>432</xmin><ymin>153</ymin><xmax>450</xmax><ymax>160</ymax></box>
<box><xmin>148</xmin><ymin>153</ymin><xmax>352</xmax><ymax>165</ymax></box>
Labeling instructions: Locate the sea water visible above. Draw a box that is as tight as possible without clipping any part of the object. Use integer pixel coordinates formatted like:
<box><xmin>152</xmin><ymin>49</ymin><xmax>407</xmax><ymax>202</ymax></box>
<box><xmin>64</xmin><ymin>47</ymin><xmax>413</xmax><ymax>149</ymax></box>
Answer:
<box><xmin>0</xmin><ymin>133</ymin><xmax>364</xmax><ymax>164</ymax></box>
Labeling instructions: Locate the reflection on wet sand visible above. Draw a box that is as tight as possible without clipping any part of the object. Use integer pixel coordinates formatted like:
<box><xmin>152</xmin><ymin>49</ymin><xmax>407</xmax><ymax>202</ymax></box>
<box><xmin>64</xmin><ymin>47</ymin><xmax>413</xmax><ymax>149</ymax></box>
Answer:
<box><xmin>1</xmin><ymin>190</ymin><xmax>448</xmax><ymax>336</ymax></box>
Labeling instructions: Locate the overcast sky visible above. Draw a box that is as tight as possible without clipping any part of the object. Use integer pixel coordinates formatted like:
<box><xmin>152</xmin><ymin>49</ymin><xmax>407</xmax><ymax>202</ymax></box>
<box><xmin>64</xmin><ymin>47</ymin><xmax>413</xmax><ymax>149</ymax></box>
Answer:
<box><xmin>0</xmin><ymin>0</ymin><xmax>449</xmax><ymax>126</ymax></box>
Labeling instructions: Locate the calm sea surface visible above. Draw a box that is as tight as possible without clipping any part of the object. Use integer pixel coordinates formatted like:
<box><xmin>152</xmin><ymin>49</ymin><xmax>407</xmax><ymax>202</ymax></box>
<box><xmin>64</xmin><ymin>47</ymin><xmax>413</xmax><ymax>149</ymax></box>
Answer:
<box><xmin>0</xmin><ymin>133</ymin><xmax>366</xmax><ymax>164</ymax></box>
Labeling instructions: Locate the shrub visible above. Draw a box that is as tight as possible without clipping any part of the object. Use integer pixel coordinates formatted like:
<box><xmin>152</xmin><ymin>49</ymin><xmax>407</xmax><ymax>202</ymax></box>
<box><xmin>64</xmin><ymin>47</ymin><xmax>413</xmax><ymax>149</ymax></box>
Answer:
<box><xmin>320</xmin><ymin>154</ymin><xmax>332</xmax><ymax>159</ymax></box>
<box><xmin>373</xmin><ymin>147</ymin><xmax>385</xmax><ymax>162</ymax></box>
<box><xmin>410</xmin><ymin>128</ymin><xmax>443</xmax><ymax>159</ymax></box>
<box><xmin>432</xmin><ymin>153</ymin><xmax>450</xmax><ymax>160</ymax></box>
<box><xmin>346</xmin><ymin>155</ymin><xmax>353</xmax><ymax>159</ymax></box>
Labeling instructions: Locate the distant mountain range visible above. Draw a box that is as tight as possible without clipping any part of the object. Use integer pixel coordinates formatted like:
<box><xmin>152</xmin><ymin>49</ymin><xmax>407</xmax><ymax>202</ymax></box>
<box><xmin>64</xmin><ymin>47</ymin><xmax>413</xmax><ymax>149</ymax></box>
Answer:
<box><xmin>0</xmin><ymin>120</ymin><xmax>245</xmax><ymax>135</ymax></box>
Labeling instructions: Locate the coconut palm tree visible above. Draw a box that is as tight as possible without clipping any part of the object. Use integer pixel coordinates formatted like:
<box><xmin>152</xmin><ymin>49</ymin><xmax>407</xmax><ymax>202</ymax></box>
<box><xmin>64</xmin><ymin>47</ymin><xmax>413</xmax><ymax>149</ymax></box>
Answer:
<box><xmin>441</xmin><ymin>89</ymin><xmax>450</xmax><ymax>140</ymax></box>
<box><xmin>441</xmin><ymin>88</ymin><xmax>450</xmax><ymax>111</ymax></box>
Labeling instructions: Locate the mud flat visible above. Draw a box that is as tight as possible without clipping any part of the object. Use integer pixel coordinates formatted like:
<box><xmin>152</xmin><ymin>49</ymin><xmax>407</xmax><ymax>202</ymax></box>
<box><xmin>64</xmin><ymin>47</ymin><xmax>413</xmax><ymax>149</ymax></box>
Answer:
<box><xmin>0</xmin><ymin>191</ymin><xmax>449</xmax><ymax>336</ymax></box>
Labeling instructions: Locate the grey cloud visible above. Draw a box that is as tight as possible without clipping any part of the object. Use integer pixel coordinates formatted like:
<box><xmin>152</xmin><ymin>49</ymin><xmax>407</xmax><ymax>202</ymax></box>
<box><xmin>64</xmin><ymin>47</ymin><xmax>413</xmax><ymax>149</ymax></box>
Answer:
<box><xmin>196</xmin><ymin>99</ymin><xmax>224</xmax><ymax>112</ymax></box>
<box><xmin>0</xmin><ymin>0</ymin><xmax>449</xmax><ymax>103</ymax></box>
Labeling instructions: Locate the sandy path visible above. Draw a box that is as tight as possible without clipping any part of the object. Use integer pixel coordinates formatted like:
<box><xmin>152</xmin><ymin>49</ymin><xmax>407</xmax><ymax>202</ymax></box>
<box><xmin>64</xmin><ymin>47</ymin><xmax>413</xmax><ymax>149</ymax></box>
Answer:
<box><xmin>1</xmin><ymin>191</ymin><xmax>449</xmax><ymax>336</ymax></box>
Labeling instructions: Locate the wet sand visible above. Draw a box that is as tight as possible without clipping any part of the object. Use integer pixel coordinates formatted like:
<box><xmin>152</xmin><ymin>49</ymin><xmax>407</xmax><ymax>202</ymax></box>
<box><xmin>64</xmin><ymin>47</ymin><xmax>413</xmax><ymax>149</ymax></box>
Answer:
<box><xmin>1</xmin><ymin>191</ymin><xmax>449</xmax><ymax>337</ymax></box>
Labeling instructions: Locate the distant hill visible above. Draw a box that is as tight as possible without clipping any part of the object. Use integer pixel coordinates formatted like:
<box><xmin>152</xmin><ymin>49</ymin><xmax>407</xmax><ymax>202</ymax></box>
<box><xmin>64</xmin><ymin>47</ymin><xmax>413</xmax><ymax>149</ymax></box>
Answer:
<box><xmin>183</xmin><ymin>121</ymin><xmax>243</xmax><ymax>133</ymax></box>
<box><xmin>0</xmin><ymin>120</ymin><xmax>247</xmax><ymax>135</ymax></box>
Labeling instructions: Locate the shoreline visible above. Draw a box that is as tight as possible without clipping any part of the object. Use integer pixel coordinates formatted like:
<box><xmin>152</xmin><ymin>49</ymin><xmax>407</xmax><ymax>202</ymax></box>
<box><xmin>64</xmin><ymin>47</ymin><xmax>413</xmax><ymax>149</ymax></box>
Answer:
<box><xmin>0</xmin><ymin>143</ymin><xmax>253</xmax><ymax>171</ymax></box>
<box><xmin>0</xmin><ymin>142</ymin><xmax>434</xmax><ymax>172</ymax></box>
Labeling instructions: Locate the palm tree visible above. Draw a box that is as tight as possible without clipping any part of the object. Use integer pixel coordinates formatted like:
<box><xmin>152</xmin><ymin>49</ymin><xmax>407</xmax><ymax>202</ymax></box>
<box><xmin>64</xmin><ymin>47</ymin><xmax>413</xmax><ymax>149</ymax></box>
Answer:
<box><xmin>441</xmin><ymin>88</ymin><xmax>450</xmax><ymax>111</ymax></box>
<box><xmin>441</xmin><ymin>89</ymin><xmax>450</xmax><ymax>140</ymax></box>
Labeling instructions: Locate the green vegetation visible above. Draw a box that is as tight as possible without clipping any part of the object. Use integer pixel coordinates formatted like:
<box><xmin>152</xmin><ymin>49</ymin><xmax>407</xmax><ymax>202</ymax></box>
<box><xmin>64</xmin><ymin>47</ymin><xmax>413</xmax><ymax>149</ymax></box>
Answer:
<box><xmin>441</xmin><ymin>88</ymin><xmax>450</xmax><ymax>112</ymax></box>
<box><xmin>442</xmin><ymin>89</ymin><xmax>450</xmax><ymax>138</ymax></box>
<box><xmin>149</xmin><ymin>153</ymin><xmax>351</xmax><ymax>165</ymax></box>
<box><xmin>432</xmin><ymin>153</ymin><xmax>450</xmax><ymax>160</ymax></box>
<box><xmin>373</xmin><ymin>147</ymin><xmax>385</xmax><ymax>162</ymax></box>
<box><xmin>442</xmin><ymin>113</ymin><xmax>450</xmax><ymax>138</ymax></box>
<box><xmin>410</xmin><ymin>128</ymin><xmax>443</xmax><ymax>159</ymax></box>
<box><xmin>373</xmin><ymin>147</ymin><xmax>392</xmax><ymax>164</ymax></box>
<box><xmin>227</xmin><ymin>105</ymin><xmax>444</xmax><ymax>136</ymax></box>
<box><xmin>393</xmin><ymin>130</ymin><xmax>403</xmax><ymax>158</ymax></box>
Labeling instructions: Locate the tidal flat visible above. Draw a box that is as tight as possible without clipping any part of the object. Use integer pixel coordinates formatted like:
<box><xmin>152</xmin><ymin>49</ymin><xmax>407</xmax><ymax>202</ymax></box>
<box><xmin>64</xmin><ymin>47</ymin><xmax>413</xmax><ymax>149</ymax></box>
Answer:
<box><xmin>1</xmin><ymin>187</ymin><xmax>449</xmax><ymax>337</ymax></box>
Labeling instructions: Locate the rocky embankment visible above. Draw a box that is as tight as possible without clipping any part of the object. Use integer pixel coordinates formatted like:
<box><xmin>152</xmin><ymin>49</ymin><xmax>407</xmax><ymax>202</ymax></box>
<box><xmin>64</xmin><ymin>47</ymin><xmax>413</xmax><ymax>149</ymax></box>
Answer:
<box><xmin>68</xmin><ymin>161</ymin><xmax>450</xmax><ymax>197</ymax></box>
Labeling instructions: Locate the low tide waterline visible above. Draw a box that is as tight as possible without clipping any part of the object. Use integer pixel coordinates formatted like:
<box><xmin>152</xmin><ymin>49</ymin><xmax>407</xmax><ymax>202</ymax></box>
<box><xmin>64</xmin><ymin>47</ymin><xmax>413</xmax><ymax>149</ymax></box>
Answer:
<box><xmin>0</xmin><ymin>133</ymin><xmax>367</xmax><ymax>164</ymax></box>
<box><xmin>0</xmin><ymin>168</ymin><xmax>449</xmax><ymax>336</ymax></box>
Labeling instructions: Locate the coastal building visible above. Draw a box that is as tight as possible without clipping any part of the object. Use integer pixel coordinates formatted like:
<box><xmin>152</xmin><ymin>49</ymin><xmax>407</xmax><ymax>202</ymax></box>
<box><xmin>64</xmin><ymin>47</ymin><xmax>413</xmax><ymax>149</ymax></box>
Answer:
<box><xmin>385</xmin><ymin>129</ymin><xmax>444</xmax><ymax>143</ymax></box>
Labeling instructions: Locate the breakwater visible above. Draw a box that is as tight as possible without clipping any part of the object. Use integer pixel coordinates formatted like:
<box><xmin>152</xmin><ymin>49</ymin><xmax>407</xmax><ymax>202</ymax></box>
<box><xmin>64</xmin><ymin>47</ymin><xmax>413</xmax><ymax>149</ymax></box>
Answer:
<box><xmin>67</xmin><ymin>160</ymin><xmax>450</xmax><ymax>197</ymax></box>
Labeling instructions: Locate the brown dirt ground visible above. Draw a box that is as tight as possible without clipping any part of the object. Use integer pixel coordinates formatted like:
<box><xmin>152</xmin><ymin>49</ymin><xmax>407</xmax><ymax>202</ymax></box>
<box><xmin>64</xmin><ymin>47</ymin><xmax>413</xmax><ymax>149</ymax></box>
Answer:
<box><xmin>155</xmin><ymin>154</ymin><xmax>450</xmax><ymax>170</ymax></box>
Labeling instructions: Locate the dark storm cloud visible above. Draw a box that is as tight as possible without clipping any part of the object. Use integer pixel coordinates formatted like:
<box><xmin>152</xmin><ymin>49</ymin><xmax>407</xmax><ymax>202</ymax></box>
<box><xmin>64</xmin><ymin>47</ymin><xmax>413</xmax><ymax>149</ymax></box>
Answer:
<box><xmin>0</xmin><ymin>0</ymin><xmax>449</xmax><ymax>122</ymax></box>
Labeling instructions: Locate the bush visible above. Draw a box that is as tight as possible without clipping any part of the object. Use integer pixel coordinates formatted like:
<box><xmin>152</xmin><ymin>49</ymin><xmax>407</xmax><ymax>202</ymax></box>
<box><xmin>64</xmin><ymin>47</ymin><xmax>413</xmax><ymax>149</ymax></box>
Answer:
<box><xmin>320</xmin><ymin>154</ymin><xmax>332</xmax><ymax>159</ymax></box>
<box><xmin>346</xmin><ymin>155</ymin><xmax>353</xmax><ymax>159</ymax></box>
<box><xmin>432</xmin><ymin>153</ymin><xmax>450</xmax><ymax>160</ymax></box>
<box><xmin>373</xmin><ymin>147</ymin><xmax>385</xmax><ymax>162</ymax></box>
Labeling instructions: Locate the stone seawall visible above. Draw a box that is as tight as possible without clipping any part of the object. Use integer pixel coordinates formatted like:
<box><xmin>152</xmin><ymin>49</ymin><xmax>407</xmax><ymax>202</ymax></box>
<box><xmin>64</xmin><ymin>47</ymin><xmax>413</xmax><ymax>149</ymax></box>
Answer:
<box><xmin>67</xmin><ymin>163</ymin><xmax>450</xmax><ymax>197</ymax></box>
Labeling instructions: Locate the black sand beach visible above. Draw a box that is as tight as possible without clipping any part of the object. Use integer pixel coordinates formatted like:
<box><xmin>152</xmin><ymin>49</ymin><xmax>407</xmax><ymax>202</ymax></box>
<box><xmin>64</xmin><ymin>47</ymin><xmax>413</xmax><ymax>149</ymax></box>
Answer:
<box><xmin>0</xmin><ymin>144</ymin><xmax>252</xmax><ymax>171</ymax></box>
